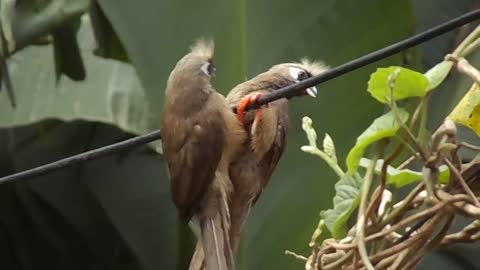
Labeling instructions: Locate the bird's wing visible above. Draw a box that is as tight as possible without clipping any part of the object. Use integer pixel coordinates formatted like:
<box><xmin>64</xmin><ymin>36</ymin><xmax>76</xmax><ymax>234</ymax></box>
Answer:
<box><xmin>226</xmin><ymin>99</ymin><xmax>290</xmax><ymax>255</ymax></box>
<box><xmin>161</xmin><ymin>102</ymin><xmax>226</xmax><ymax>222</ymax></box>
<box><xmin>255</xmin><ymin>99</ymin><xmax>290</xmax><ymax>202</ymax></box>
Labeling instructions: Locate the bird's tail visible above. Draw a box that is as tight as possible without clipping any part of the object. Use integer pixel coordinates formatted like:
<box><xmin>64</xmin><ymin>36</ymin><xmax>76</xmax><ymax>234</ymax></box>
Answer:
<box><xmin>188</xmin><ymin>192</ymin><xmax>234</xmax><ymax>270</ymax></box>
<box><xmin>188</xmin><ymin>241</ymin><xmax>205</xmax><ymax>270</ymax></box>
<box><xmin>229</xmin><ymin>200</ymin><xmax>252</xmax><ymax>256</ymax></box>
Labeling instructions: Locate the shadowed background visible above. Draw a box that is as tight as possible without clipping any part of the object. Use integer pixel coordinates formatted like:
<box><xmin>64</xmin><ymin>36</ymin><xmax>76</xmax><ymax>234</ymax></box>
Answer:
<box><xmin>0</xmin><ymin>0</ymin><xmax>479</xmax><ymax>269</ymax></box>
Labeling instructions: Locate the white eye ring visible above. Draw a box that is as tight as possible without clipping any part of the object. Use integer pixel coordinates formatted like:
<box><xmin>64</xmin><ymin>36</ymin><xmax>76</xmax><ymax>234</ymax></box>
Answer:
<box><xmin>289</xmin><ymin>67</ymin><xmax>304</xmax><ymax>81</ymax></box>
<box><xmin>201</xmin><ymin>62</ymin><xmax>211</xmax><ymax>76</ymax></box>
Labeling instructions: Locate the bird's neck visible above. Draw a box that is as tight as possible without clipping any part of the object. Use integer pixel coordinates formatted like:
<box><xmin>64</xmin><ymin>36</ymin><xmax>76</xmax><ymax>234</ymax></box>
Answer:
<box><xmin>166</xmin><ymin>86</ymin><xmax>213</xmax><ymax>116</ymax></box>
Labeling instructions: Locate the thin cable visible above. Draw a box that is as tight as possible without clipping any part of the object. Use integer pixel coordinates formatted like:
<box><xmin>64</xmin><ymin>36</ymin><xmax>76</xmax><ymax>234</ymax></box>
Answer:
<box><xmin>0</xmin><ymin>9</ymin><xmax>479</xmax><ymax>185</ymax></box>
<box><xmin>0</xmin><ymin>131</ymin><xmax>161</xmax><ymax>184</ymax></box>
<box><xmin>243</xmin><ymin>8</ymin><xmax>480</xmax><ymax>110</ymax></box>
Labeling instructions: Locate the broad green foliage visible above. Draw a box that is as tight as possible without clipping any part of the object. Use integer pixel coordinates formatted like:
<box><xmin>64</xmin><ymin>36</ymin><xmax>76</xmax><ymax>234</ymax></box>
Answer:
<box><xmin>368</xmin><ymin>66</ymin><xmax>429</xmax><ymax>103</ymax></box>
<box><xmin>415</xmin><ymin>2</ymin><xmax>480</xmax><ymax>267</ymax></box>
<box><xmin>0</xmin><ymin>1</ymin><xmax>420</xmax><ymax>270</ymax></box>
<box><xmin>359</xmin><ymin>158</ymin><xmax>450</xmax><ymax>187</ymax></box>
<box><xmin>97</xmin><ymin>0</ymin><xmax>247</xmax><ymax>127</ymax></box>
<box><xmin>321</xmin><ymin>173</ymin><xmax>362</xmax><ymax>239</ymax></box>
<box><xmin>346</xmin><ymin>109</ymin><xmax>410</xmax><ymax>173</ymax></box>
<box><xmin>0</xmin><ymin>16</ymin><xmax>150</xmax><ymax>136</ymax></box>
<box><xmin>424</xmin><ymin>61</ymin><xmax>454</xmax><ymax>91</ymax></box>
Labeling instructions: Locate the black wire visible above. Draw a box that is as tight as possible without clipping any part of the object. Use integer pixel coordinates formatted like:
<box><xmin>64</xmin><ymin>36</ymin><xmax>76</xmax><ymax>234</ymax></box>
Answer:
<box><xmin>0</xmin><ymin>9</ymin><xmax>479</xmax><ymax>185</ymax></box>
<box><xmin>0</xmin><ymin>131</ymin><xmax>161</xmax><ymax>184</ymax></box>
<box><xmin>245</xmin><ymin>9</ymin><xmax>480</xmax><ymax>110</ymax></box>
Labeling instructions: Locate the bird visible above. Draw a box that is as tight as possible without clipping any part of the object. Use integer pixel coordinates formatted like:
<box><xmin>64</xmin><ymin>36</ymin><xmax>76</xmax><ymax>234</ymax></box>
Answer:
<box><xmin>226</xmin><ymin>59</ymin><xmax>329</xmax><ymax>257</ymax></box>
<box><xmin>160</xmin><ymin>39</ymin><xmax>245</xmax><ymax>270</ymax></box>
<box><xmin>188</xmin><ymin>59</ymin><xmax>329</xmax><ymax>270</ymax></box>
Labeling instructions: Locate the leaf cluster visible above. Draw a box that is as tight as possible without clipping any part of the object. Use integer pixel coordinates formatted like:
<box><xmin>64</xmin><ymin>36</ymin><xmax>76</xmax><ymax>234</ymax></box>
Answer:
<box><xmin>294</xmin><ymin>25</ymin><xmax>480</xmax><ymax>270</ymax></box>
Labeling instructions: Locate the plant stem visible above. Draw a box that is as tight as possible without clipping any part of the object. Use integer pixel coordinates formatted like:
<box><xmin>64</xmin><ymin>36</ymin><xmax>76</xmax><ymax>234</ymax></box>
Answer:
<box><xmin>322</xmin><ymin>250</ymin><xmax>354</xmax><ymax>270</ymax></box>
<box><xmin>366</xmin><ymin>143</ymin><xmax>402</xmax><ymax>222</ymax></box>
<box><xmin>380</xmin><ymin>183</ymin><xmax>424</xmax><ymax>227</ymax></box>
<box><xmin>303</xmin><ymin>147</ymin><xmax>345</xmax><ymax>178</ymax></box>
<box><xmin>387</xmin><ymin>87</ymin><xmax>427</xmax><ymax>160</ymax></box>
<box><xmin>444</xmin><ymin>158</ymin><xmax>479</xmax><ymax>206</ymax></box>
<box><xmin>452</xmin><ymin>25</ymin><xmax>480</xmax><ymax>57</ymax></box>
<box><xmin>356</xmin><ymin>151</ymin><xmax>379</xmax><ymax>270</ymax></box>
<box><xmin>462</xmin><ymin>37</ymin><xmax>480</xmax><ymax>57</ymax></box>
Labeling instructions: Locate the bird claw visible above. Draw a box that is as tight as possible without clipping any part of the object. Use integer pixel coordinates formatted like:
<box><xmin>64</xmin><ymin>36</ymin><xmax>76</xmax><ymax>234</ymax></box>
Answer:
<box><xmin>236</xmin><ymin>92</ymin><xmax>268</xmax><ymax>126</ymax></box>
<box><xmin>236</xmin><ymin>92</ymin><xmax>268</xmax><ymax>135</ymax></box>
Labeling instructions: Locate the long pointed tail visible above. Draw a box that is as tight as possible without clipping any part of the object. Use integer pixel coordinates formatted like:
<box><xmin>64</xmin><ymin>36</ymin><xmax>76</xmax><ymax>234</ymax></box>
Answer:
<box><xmin>188</xmin><ymin>241</ymin><xmax>205</xmax><ymax>270</ymax></box>
<box><xmin>219</xmin><ymin>190</ymin><xmax>235</xmax><ymax>270</ymax></box>
<box><xmin>189</xmin><ymin>192</ymin><xmax>235</xmax><ymax>270</ymax></box>
<box><xmin>203</xmin><ymin>214</ymin><xmax>227</xmax><ymax>270</ymax></box>
<box><xmin>229</xmin><ymin>198</ymin><xmax>252</xmax><ymax>256</ymax></box>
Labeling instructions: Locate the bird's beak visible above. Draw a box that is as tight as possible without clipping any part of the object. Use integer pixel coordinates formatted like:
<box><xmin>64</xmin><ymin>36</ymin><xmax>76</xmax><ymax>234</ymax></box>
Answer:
<box><xmin>306</xmin><ymin>86</ymin><xmax>318</xmax><ymax>98</ymax></box>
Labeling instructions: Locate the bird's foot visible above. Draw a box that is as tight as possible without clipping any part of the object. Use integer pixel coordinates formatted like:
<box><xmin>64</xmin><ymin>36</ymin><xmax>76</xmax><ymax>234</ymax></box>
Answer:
<box><xmin>236</xmin><ymin>92</ymin><xmax>269</xmax><ymax>135</ymax></box>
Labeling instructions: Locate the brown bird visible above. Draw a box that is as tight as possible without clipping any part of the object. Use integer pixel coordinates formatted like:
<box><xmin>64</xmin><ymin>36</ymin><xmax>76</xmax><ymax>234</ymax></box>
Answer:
<box><xmin>188</xmin><ymin>59</ymin><xmax>329</xmax><ymax>270</ymax></box>
<box><xmin>160</xmin><ymin>39</ymin><xmax>245</xmax><ymax>270</ymax></box>
<box><xmin>226</xmin><ymin>60</ymin><xmax>329</xmax><ymax>257</ymax></box>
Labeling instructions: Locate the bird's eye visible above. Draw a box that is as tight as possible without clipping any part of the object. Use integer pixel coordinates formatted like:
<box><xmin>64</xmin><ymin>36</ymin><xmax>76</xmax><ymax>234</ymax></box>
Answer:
<box><xmin>297</xmin><ymin>70</ymin><xmax>309</xmax><ymax>81</ymax></box>
<box><xmin>289</xmin><ymin>67</ymin><xmax>309</xmax><ymax>81</ymax></box>
<box><xmin>201</xmin><ymin>61</ymin><xmax>216</xmax><ymax>76</ymax></box>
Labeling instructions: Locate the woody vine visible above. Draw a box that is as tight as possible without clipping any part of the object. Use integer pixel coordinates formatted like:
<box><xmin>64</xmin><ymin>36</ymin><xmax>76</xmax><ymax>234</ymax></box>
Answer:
<box><xmin>288</xmin><ymin>25</ymin><xmax>480</xmax><ymax>270</ymax></box>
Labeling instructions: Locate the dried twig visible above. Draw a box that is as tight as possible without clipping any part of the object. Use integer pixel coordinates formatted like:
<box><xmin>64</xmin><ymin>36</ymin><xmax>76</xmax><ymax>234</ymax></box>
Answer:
<box><xmin>446</xmin><ymin>54</ymin><xmax>480</xmax><ymax>83</ymax></box>
<box><xmin>440</xmin><ymin>220</ymin><xmax>480</xmax><ymax>247</ymax></box>
<box><xmin>285</xmin><ymin>250</ymin><xmax>308</xmax><ymax>261</ymax></box>
<box><xmin>295</xmin><ymin>13</ymin><xmax>480</xmax><ymax>270</ymax></box>
<box><xmin>444</xmin><ymin>158</ymin><xmax>479</xmax><ymax>206</ymax></box>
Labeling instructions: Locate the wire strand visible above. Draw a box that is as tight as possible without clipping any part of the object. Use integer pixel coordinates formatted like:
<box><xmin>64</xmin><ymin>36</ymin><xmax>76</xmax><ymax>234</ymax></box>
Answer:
<box><xmin>245</xmin><ymin>9</ymin><xmax>480</xmax><ymax>110</ymax></box>
<box><xmin>1</xmin><ymin>9</ymin><xmax>479</xmax><ymax>185</ymax></box>
<box><xmin>0</xmin><ymin>131</ymin><xmax>162</xmax><ymax>184</ymax></box>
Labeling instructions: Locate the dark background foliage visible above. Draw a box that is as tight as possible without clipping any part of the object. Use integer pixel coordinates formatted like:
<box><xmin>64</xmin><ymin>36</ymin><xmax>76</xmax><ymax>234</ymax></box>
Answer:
<box><xmin>0</xmin><ymin>0</ymin><xmax>479</xmax><ymax>269</ymax></box>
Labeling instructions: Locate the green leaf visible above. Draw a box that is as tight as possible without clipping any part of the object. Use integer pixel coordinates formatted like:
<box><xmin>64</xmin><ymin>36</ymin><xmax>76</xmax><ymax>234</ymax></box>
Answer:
<box><xmin>359</xmin><ymin>158</ymin><xmax>450</xmax><ymax>187</ymax></box>
<box><xmin>89</xmin><ymin>1</ymin><xmax>129</xmax><ymax>62</ymax></box>
<box><xmin>449</xmin><ymin>83</ymin><xmax>480</xmax><ymax>136</ymax></box>
<box><xmin>1</xmin><ymin>121</ymin><xmax>146</xmax><ymax>270</ymax></box>
<box><xmin>0</xmin><ymin>1</ymin><xmax>419</xmax><ymax>270</ymax></box>
<box><xmin>96</xmin><ymin>2</ymin><xmax>418</xmax><ymax>269</ymax></box>
<box><xmin>97</xmin><ymin>0</ymin><xmax>247</xmax><ymax>125</ymax></box>
<box><xmin>400</xmin><ymin>3</ymin><xmax>480</xmax><ymax>269</ymax></box>
<box><xmin>6</xmin><ymin>121</ymin><xmax>176</xmax><ymax>270</ymax></box>
<box><xmin>10</xmin><ymin>0</ymin><xmax>90</xmax><ymax>51</ymax></box>
<box><xmin>52</xmin><ymin>20</ymin><xmax>86</xmax><ymax>81</ymax></box>
<box><xmin>0</xmin><ymin>16</ymin><xmax>151</xmax><ymax>136</ymax></box>
<box><xmin>321</xmin><ymin>173</ymin><xmax>362</xmax><ymax>239</ymax></box>
<box><xmin>368</xmin><ymin>66</ymin><xmax>429</xmax><ymax>103</ymax></box>
<box><xmin>0</xmin><ymin>0</ymin><xmax>16</xmax><ymax>52</ymax></box>
<box><xmin>424</xmin><ymin>61</ymin><xmax>453</xmax><ymax>91</ymax></box>
<box><xmin>346</xmin><ymin>109</ymin><xmax>410</xmax><ymax>173</ymax></box>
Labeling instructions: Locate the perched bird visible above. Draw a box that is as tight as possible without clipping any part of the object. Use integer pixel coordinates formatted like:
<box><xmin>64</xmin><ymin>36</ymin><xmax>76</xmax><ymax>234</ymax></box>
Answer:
<box><xmin>226</xmin><ymin>60</ymin><xmax>329</xmax><ymax>256</ymax></box>
<box><xmin>160</xmin><ymin>39</ymin><xmax>245</xmax><ymax>270</ymax></box>
<box><xmin>189</xmin><ymin>59</ymin><xmax>328</xmax><ymax>270</ymax></box>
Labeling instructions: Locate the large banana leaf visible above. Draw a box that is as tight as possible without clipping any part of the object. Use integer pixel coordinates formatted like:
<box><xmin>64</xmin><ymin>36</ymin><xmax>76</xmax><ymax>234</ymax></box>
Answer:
<box><xmin>97</xmin><ymin>0</ymin><xmax>416</xmax><ymax>269</ymax></box>
<box><xmin>1</xmin><ymin>0</ymin><xmax>479</xmax><ymax>269</ymax></box>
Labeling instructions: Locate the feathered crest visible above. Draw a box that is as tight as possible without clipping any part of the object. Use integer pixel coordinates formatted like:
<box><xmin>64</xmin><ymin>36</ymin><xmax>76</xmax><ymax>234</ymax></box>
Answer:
<box><xmin>268</xmin><ymin>58</ymin><xmax>330</xmax><ymax>76</ymax></box>
<box><xmin>190</xmin><ymin>37</ymin><xmax>214</xmax><ymax>59</ymax></box>
<box><xmin>299</xmin><ymin>58</ymin><xmax>329</xmax><ymax>75</ymax></box>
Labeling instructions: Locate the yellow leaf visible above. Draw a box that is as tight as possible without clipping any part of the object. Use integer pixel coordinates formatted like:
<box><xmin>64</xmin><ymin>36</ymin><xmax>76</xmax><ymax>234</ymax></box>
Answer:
<box><xmin>449</xmin><ymin>83</ymin><xmax>480</xmax><ymax>136</ymax></box>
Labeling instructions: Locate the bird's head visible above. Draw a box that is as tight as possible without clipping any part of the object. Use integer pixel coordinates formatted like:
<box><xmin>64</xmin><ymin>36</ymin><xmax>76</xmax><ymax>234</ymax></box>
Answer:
<box><xmin>266</xmin><ymin>59</ymin><xmax>329</xmax><ymax>98</ymax></box>
<box><xmin>166</xmin><ymin>38</ymin><xmax>217</xmax><ymax>96</ymax></box>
